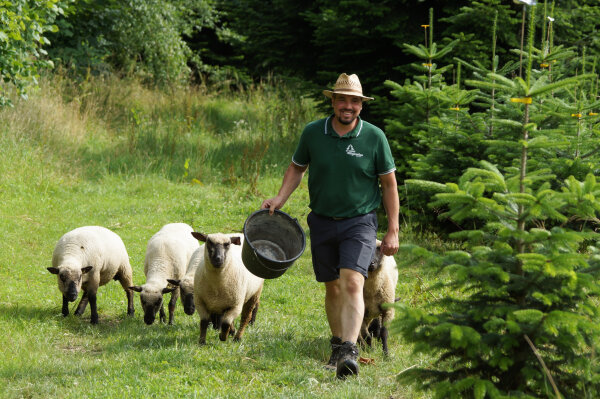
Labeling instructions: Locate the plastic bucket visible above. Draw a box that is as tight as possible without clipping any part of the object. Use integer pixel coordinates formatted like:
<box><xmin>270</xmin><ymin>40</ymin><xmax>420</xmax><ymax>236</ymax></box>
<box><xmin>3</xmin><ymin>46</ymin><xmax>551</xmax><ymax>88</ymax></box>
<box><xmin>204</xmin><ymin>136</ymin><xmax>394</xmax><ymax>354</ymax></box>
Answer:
<box><xmin>242</xmin><ymin>209</ymin><xmax>306</xmax><ymax>279</ymax></box>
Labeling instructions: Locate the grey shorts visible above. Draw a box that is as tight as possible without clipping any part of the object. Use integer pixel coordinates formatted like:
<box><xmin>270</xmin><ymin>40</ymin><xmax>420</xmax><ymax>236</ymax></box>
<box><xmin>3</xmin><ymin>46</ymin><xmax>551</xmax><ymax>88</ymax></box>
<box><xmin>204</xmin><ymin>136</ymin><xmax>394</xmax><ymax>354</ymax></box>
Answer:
<box><xmin>306</xmin><ymin>211</ymin><xmax>378</xmax><ymax>282</ymax></box>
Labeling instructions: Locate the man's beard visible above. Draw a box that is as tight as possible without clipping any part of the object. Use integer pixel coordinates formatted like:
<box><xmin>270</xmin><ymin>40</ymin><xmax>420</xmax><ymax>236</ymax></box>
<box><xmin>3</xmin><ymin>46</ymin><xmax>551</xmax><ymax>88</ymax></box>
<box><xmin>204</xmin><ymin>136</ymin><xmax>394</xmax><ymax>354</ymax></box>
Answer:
<box><xmin>336</xmin><ymin>113</ymin><xmax>356</xmax><ymax>125</ymax></box>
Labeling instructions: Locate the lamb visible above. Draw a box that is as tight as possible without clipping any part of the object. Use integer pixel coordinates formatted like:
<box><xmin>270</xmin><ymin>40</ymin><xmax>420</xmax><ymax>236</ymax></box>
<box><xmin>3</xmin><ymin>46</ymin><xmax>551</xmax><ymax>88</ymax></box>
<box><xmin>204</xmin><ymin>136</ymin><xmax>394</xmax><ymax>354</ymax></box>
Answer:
<box><xmin>180</xmin><ymin>233</ymin><xmax>243</xmax><ymax>316</ymax></box>
<box><xmin>191</xmin><ymin>232</ymin><xmax>263</xmax><ymax>344</ymax></box>
<box><xmin>47</xmin><ymin>226</ymin><xmax>135</xmax><ymax>324</ymax></box>
<box><xmin>359</xmin><ymin>240</ymin><xmax>398</xmax><ymax>356</ymax></box>
<box><xmin>129</xmin><ymin>223</ymin><xmax>199</xmax><ymax>325</ymax></box>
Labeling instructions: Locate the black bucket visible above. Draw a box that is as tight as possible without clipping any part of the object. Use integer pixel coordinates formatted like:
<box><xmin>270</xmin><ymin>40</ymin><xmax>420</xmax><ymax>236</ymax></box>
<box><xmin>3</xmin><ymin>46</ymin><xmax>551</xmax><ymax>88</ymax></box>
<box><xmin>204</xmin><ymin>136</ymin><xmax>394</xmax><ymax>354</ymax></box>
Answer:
<box><xmin>242</xmin><ymin>209</ymin><xmax>306</xmax><ymax>279</ymax></box>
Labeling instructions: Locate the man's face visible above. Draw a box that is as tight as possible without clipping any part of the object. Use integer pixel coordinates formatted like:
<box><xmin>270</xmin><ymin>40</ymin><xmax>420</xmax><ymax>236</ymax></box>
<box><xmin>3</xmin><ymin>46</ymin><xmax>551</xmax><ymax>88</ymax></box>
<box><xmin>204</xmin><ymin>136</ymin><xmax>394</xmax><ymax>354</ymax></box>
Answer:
<box><xmin>332</xmin><ymin>94</ymin><xmax>363</xmax><ymax>125</ymax></box>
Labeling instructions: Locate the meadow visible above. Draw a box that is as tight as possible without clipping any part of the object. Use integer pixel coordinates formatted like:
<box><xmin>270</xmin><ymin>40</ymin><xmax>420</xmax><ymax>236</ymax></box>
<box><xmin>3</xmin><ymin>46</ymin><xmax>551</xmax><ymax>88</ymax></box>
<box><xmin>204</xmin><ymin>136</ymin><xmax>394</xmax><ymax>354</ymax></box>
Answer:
<box><xmin>0</xmin><ymin>75</ymin><xmax>434</xmax><ymax>399</ymax></box>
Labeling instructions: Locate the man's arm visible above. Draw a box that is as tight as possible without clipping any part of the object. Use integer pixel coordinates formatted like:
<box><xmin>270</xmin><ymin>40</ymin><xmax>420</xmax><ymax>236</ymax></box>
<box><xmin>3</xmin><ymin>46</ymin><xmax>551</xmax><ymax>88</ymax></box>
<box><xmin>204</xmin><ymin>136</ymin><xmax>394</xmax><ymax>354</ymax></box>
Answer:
<box><xmin>379</xmin><ymin>171</ymin><xmax>399</xmax><ymax>256</ymax></box>
<box><xmin>261</xmin><ymin>162</ymin><xmax>308</xmax><ymax>214</ymax></box>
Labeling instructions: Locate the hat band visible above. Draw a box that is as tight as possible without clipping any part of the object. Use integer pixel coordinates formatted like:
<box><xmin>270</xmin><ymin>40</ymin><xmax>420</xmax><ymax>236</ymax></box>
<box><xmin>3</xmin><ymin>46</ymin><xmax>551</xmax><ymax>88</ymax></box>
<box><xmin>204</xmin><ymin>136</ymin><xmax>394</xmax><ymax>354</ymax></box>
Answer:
<box><xmin>333</xmin><ymin>88</ymin><xmax>363</xmax><ymax>96</ymax></box>
<box><xmin>333</xmin><ymin>88</ymin><xmax>366</xmax><ymax>96</ymax></box>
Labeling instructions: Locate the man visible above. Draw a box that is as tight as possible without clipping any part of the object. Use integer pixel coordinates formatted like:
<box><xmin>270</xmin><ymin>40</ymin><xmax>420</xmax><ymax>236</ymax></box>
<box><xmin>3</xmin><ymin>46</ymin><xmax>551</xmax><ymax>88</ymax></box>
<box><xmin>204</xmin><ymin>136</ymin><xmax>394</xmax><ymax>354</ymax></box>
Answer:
<box><xmin>261</xmin><ymin>73</ymin><xmax>399</xmax><ymax>379</ymax></box>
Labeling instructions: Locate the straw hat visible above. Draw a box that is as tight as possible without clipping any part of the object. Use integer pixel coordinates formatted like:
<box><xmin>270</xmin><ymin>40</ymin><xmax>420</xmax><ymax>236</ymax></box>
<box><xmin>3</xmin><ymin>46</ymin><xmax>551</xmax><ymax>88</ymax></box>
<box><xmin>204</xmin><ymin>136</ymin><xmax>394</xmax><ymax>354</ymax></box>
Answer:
<box><xmin>323</xmin><ymin>73</ymin><xmax>374</xmax><ymax>101</ymax></box>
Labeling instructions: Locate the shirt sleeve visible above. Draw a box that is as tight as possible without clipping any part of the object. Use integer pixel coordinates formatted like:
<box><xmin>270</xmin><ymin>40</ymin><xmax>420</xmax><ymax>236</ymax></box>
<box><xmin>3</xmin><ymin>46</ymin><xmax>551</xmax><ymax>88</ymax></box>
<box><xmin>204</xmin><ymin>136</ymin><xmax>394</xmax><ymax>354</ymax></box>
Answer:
<box><xmin>375</xmin><ymin>131</ymin><xmax>396</xmax><ymax>175</ymax></box>
<box><xmin>292</xmin><ymin>126</ymin><xmax>310</xmax><ymax>167</ymax></box>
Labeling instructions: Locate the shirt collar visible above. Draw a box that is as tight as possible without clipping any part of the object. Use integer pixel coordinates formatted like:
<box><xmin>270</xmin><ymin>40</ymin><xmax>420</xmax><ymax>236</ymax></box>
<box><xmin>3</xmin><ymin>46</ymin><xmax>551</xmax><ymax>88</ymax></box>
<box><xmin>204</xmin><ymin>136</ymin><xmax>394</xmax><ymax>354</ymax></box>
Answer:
<box><xmin>324</xmin><ymin>115</ymin><xmax>363</xmax><ymax>138</ymax></box>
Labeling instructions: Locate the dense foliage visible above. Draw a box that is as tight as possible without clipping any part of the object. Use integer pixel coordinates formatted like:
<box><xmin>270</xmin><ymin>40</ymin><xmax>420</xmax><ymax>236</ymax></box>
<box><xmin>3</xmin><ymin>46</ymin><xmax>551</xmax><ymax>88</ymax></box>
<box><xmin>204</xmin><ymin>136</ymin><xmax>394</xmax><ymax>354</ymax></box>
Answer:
<box><xmin>393</xmin><ymin>7</ymin><xmax>600</xmax><ymax>398</ymax></box>
<box><xmin>0</xmin><ymin>0</ymin><xmax>66</xmax><ymax>105</ymax></box>
<box><xmin>8</xmin><ymin>1</ymin><xmax>600</xmax><ymax>120</ymax></box>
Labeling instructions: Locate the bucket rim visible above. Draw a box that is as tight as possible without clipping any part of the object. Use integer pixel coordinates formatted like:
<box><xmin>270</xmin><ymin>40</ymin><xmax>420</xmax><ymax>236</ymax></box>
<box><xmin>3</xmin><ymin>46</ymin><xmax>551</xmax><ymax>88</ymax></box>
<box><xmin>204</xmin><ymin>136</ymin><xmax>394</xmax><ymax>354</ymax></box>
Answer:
<box><xmin>243</xmin><ymin>209</ymin><xmax>306</xmax><ymax>265</ymax></box>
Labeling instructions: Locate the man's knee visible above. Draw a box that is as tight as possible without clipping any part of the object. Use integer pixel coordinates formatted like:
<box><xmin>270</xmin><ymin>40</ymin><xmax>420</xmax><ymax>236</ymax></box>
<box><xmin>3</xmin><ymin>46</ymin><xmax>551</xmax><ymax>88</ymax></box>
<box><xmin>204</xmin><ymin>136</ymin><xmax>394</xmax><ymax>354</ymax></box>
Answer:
<box><xmin>340</xmin><ymin>269</ymin><xmax>364</xmax><ymax>296</ymax></box>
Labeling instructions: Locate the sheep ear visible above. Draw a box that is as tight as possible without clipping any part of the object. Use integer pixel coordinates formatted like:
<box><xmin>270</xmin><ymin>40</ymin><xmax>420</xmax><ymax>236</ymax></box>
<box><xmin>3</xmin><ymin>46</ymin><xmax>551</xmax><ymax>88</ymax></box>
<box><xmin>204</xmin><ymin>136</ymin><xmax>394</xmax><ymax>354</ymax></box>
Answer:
<box><xmin>167</xmin><ymin>279</ymin><xmax>180</xmax><ymax>286</ymax></box>
<box><xmin>162</xmin><ymin>286</ymin><xmax>177</xmax><ymax>294</ymax></box>
<box><xmin>231</xmin><ymin>236</ymin><xmax>241</xmax><ymax>246</ymax></box>
<box><xmin>191</xmin><ymin>232</ymin><xmax>208</xmax><ymax>242</ymax></box>
<box><xmin>129</xmin><ymin>286</ymin><xmax>143</xmax><ymax>293</ymax></box>
<box><xmin>47</xmin><ymin>267</ymin><xmax>59</xmax><ymax>274</ymax></box>
<box><xmin>82</xmin><ymin>266</ymin><xmax>93</xmax><ymax>274</ymax></box>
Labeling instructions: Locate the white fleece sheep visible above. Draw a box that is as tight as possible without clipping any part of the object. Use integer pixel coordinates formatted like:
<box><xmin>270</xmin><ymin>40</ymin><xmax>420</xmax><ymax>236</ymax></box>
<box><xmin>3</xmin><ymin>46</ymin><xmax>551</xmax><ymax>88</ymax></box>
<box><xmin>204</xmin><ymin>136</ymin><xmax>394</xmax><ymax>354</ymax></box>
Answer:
<box><xmin>130</xmin><ymin>223</ymin><xmax>199</xmax><ymax>325</ymax></box>
<box><xmin>191</xmin><ymin>232</ymin><xmax>263</xmax><ymax>344</ymax></box>
<box><xmin>47</xmin><ymin>226</ymin><xmax>134</xmax><ymax>324</ymax></box>
<box><xmin>180</xmin><ymin>233</ymin><xmax>243</xmax><ymax>316</ymax></box>
<box><xmin>359</xmin><ymin>240</ymin><xmax>398</xmax><ymax>355</ymax></box>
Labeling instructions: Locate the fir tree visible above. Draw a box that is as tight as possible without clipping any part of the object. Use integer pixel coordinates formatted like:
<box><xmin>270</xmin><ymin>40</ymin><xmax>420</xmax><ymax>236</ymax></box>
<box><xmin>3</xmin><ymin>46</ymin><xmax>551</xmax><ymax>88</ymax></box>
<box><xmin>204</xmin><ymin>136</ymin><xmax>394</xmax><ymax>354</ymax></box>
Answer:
<box><xmin>394</xmin><ymin>5</ymin><xmax>600</xmax><ymax>398</ymax></box>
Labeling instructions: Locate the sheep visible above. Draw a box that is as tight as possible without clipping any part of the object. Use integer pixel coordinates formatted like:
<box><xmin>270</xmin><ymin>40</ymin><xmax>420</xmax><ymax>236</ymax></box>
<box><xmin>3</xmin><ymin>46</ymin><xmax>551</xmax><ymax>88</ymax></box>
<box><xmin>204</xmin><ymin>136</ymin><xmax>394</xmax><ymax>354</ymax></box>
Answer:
<box><xmin>129</xmin><ymin>223</ymin><xmax>199</xmax><ymax>325</ymax></box>
<box><xmin>47</xmin><ymin>226</ymin><xmax>134</xmax><ymax>324</ymax></box>
<box><xmin>180</xmin><ymin>233</ymin><xmax>243</xmax><ymax>316</ymax></box>
<box><xmin>358</xmin><ymin>240</ymin><xmax>398</xmax><ymax>356</ymax></box>
<box><xmin>191</xmin><ymin>232</ymin><xmax>263</xmax><ymax>344</ymax></box>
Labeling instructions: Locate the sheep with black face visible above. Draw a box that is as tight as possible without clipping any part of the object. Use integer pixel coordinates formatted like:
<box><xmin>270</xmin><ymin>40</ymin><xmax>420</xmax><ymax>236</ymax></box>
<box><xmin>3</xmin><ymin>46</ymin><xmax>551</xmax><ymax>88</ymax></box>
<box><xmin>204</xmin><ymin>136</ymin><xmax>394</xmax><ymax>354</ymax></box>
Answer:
<box><xmin>192</xmin><ymin>232</ymin><xmax>263</xmax><ymax>344</ymax></box>
<box><xmin>180</xmin><ymin>233</ymin><xmax>243</xmax><ymax>316</ymax></box>
<box><xmin>359</xmin><ymin>239</ymin><xmax>398</xmax><ymax>355</ymax></box>
<box><xmin>130</xmin><ymin>223</ymin><xmax>199</xmax><ymax>325</ymax></box>
<box><xmin>47</xmin><ymin>226</ymin><xmax>135</xmax><ymax>324</ymax></box>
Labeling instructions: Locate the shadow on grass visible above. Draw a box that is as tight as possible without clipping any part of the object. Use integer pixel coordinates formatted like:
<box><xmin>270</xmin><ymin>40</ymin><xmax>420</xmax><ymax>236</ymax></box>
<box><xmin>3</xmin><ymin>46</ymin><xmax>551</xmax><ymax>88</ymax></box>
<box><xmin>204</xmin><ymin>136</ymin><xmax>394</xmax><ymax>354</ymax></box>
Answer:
<box><xmin>0</xmin><ymin>302</ymin><xmax>58</xmax><ymax>323</ymax></box>
<box><xmin>0</xmin><ymin>302</ymin><xmax>332</xmax><ymax>366</ymax></box>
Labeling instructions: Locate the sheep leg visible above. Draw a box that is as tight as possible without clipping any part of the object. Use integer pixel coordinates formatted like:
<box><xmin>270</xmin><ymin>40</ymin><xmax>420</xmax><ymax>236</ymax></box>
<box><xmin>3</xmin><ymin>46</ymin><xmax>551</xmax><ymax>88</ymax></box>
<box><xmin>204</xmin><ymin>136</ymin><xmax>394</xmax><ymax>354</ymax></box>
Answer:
<box><xmin>126</xmin><ymin>288</ymin><xmax>135</xmax><ymax>316</ymax></box>
<box><xmin>210</xmin><ymin>313</ymin><xmax>222</xmax><ymax>330</ymax></box>
<box><xmin>380</xmin><ymin>325</ymin><xmax>389</xmax><ymax>356</ymax></box>
<box><xmin>116</xmin><ymin>269</ymin><xmax>135</xmax><ymax>316</ymax></box>
<box><xmin>219</xmin><ymin>322</ymin><xmax>232</xmax><ymax>342</ymax></box>
<box><xmin>380</xmin><ymin>309</ymin><xmax>394</xmax><ymax>356</ymax></box>
<box><xmin>234</xmin><ymin>296</ymin><xmax>260</xmax><ymax>342</ymax></box>
<box><xmin>88</xmin><ymin>290</ymin><xmax>99</xmax><ymax>324</ymax></box>
<box><xmin>199</xmin><ymin>319</ymin><xmax>210</xmax><ymax>345</ymax></box>
<box><xmin>167</xmin><ymin>288</ymin><xmax>180</xmax><ymax>325</ymax></box>
<box><xmin>159</xmin><ymin>304</ymin><xmax>166</xmax><ymax>323</ymax></box>
<box><xmin>369</xmin><ymin>315</ymin><xmax>382</xmax><ymax>340</ymax></box>
<box><xmin>61</xmin><ymin>295</ymin><xmax>70</xmax><ymax>317</ymax></box>
<box><xmin>249</xmin><ymin>302</ymin><xmax>259</xmax><ymax>325</ymax></box>
<box><xmin>74</xmin><ymin>292</ymin><xmax>89</xmax><ymax>316</ymax></box>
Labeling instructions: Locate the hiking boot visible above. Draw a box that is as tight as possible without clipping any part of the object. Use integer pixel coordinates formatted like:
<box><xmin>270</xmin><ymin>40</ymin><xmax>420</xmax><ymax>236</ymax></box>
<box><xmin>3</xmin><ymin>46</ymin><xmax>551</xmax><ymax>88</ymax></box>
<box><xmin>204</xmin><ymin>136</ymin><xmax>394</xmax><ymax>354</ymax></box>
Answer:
<box><xmin>336</xmin><ymin>341</ymin><xmax>359</xmax><ymax>379</ymax></box>
<box><xmin>324</xmin><ymin>336</ymin><xmax>342</xmax><ymax>370</ymax></box>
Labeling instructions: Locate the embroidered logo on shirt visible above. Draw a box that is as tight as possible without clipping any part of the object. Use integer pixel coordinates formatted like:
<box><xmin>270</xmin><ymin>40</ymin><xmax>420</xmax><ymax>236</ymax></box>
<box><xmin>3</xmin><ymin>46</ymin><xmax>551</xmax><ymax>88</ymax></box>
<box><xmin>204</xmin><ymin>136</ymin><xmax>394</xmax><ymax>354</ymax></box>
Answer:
<box><xmin>346</xmin><ymin>144</ymin><xmax>364</xmax><ymax>158</ymax></box>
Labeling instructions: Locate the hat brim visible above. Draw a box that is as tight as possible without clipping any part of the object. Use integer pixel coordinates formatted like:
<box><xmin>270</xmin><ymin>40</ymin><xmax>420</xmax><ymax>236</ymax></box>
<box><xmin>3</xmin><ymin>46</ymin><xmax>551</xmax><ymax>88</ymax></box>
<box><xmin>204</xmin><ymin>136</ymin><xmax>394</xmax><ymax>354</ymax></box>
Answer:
<box><xmin>323</xmin><ymin>90</ymin><xmax>374</xmax><ymax>101</ymax></box>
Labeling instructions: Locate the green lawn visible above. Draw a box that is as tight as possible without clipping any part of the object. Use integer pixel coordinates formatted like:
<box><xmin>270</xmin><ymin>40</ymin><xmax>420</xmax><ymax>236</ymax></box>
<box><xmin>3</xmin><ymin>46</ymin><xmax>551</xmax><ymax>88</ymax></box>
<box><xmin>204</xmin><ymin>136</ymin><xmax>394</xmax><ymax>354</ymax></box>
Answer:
<box><xmin>0</xmin><ymin>78</ymin><xmax>430</xmax><ymax>398</ymax></box>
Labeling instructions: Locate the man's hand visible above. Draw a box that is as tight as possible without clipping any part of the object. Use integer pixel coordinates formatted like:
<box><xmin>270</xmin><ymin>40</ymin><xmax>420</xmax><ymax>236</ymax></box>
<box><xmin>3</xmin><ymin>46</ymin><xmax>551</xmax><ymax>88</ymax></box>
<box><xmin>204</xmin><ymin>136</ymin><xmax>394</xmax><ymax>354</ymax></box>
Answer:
<box><xmin>261</xmin><ymin>196</ymin><xmax>284</xmax><ymax>215</ymax></box>
<box><xmin>380</xmin><ymin>230</ymin><xmax>399</xmax><ymax>256</ymax></box>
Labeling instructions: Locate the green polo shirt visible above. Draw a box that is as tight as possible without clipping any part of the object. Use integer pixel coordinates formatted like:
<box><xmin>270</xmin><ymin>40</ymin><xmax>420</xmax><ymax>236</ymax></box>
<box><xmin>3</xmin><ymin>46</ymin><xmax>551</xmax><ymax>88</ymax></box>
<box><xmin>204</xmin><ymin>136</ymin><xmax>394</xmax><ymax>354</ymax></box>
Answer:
<box><xmin>292</xmin><ymin>115</ymin><xmax>396</xmax><ymax>218</ymax></box>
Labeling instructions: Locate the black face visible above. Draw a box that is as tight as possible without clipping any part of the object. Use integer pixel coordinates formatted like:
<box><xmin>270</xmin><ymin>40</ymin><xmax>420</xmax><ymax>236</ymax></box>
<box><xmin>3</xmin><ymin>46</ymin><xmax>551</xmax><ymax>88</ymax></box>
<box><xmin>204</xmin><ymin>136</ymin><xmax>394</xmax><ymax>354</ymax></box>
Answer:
<box><xmin>60</xmin><ymin>272</ymin><xmax>80</xmax><ymax>302</ymax></box>
<box><xmin>182</xmin><ymin>292</ymin><xmax>195</xmax><ymax>315</ymax></box>
<box><xmin>207</xmin><ymin>240</ymin><xmax>231</xmax><ymax>268</ymax></box>
<box><xmin>142</xmin><ymin>297</ymin><xmax>163</xmax><ymax>325</ymax></box>
<box><xmin>369</xmin><ymin>246</ymin><xmax>383</xmax><ymax>272</ymax></box>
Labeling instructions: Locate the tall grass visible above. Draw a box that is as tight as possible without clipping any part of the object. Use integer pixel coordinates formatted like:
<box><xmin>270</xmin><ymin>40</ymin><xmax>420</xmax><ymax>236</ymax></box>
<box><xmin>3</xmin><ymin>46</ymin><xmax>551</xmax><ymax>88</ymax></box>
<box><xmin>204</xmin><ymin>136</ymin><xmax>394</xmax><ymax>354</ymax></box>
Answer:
<box><xmin>1</xmin><ymin>72</ymin><xmax>319</xmax><ymax>185</ymax></box>
<box><xmin>0</xmin><ymin>75</ymin><xmax>432</xmax><ymax>398</ymax></box>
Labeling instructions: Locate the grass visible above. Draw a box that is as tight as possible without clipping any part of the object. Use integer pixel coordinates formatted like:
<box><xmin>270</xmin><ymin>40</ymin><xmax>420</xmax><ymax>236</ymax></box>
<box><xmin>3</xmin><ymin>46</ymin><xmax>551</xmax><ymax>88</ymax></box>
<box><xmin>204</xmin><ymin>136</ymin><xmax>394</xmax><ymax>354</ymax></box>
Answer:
<box><xmin>0</xmin><ymin>75</ymin><xmax>435</xmax><ymax>398</ymax></box>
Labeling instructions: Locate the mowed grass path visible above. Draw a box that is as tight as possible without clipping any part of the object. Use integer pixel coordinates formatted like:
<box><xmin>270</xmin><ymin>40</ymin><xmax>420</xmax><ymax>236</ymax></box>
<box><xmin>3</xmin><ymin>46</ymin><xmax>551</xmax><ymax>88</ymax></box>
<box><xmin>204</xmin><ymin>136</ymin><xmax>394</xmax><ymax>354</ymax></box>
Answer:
<box><xmin>0</xmin><ymin>79</ymin><xmax>428</xmax><ymax>399</ymax></box>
